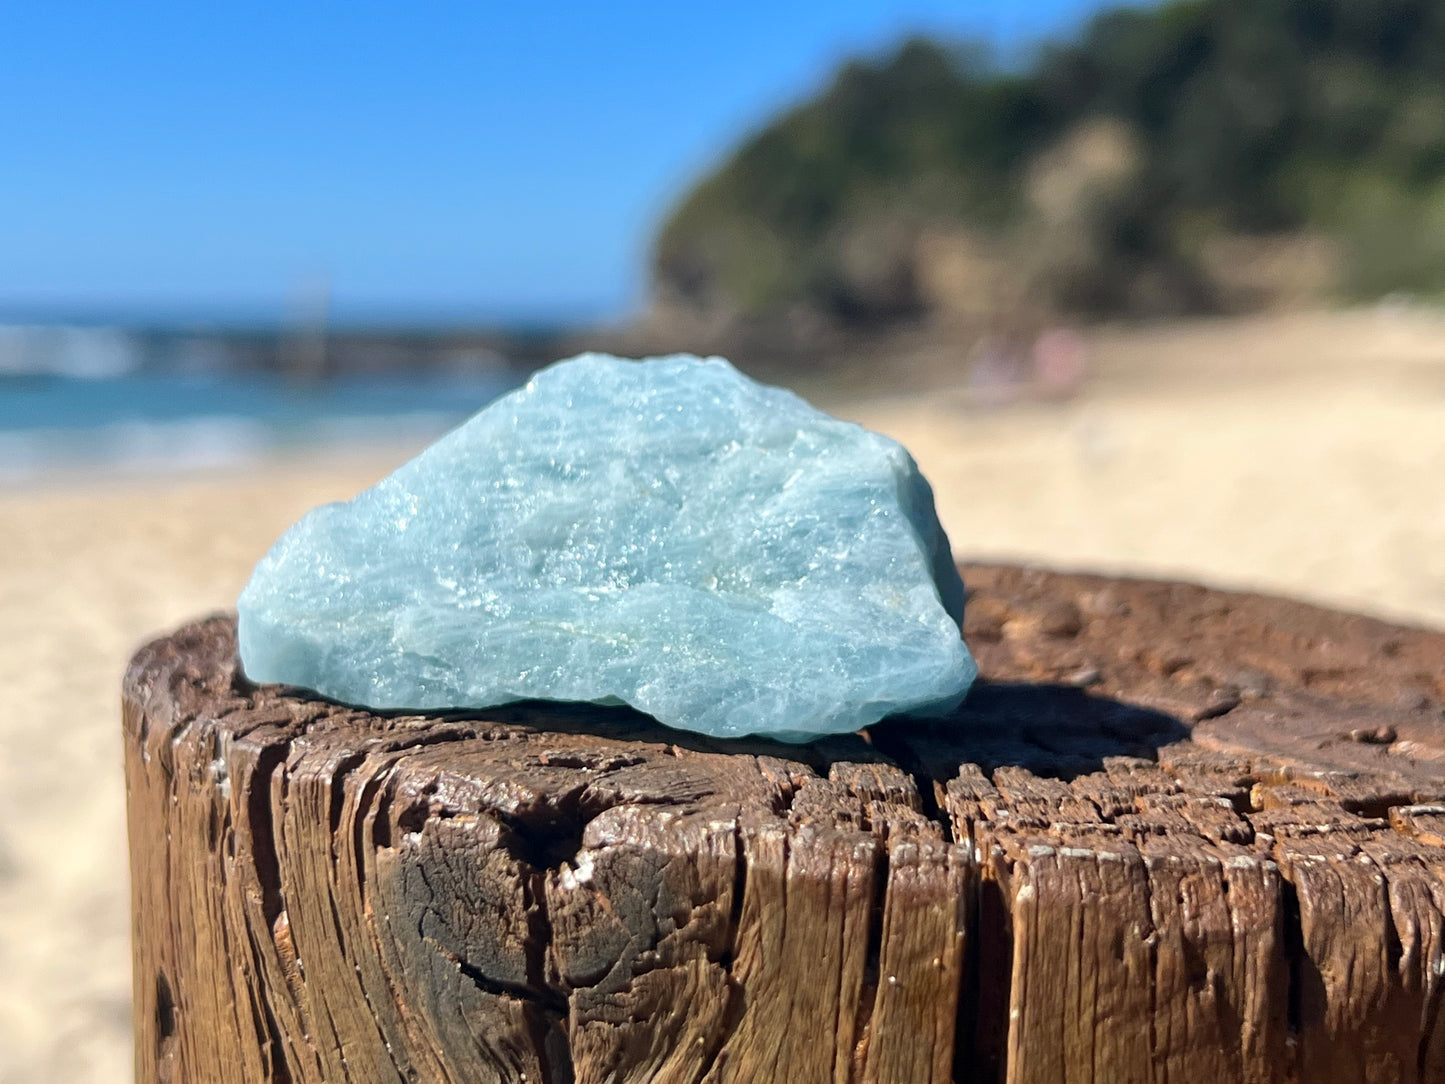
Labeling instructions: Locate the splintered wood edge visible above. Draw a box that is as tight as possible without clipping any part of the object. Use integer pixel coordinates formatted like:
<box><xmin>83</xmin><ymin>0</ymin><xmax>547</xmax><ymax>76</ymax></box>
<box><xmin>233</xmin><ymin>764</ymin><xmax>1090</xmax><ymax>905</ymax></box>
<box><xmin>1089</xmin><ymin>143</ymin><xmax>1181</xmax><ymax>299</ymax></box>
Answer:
<box><xmin>124</xmin><ymin>566</ymin><xmax>1445</xmax><ymax>1084</ymax></box>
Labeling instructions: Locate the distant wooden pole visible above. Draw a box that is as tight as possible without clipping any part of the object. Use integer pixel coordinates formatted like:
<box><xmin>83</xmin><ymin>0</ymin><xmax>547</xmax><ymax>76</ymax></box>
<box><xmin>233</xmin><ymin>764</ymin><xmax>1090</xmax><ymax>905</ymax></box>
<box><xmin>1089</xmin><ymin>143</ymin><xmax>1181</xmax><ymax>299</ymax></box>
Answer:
<box><xmin>125</xmin><ymin>565</ymin><xmax>1445</xmax><ymax>1083</ymax></box>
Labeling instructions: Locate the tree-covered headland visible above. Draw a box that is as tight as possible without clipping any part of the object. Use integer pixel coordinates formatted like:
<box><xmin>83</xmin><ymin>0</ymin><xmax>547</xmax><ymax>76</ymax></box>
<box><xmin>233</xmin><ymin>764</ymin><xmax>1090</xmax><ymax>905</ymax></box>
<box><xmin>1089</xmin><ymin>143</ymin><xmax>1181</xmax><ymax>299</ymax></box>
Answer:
<box><xmin>653</xmin><ymin>0</ymin><xmax>1445</xmax><ymax>333</ymax></box>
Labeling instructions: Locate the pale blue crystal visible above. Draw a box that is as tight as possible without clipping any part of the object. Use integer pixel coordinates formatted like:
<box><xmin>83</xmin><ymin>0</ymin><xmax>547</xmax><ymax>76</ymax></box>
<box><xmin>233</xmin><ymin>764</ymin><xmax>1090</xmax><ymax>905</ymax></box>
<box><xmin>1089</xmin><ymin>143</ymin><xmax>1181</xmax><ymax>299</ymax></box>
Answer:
<box><xmin>237</xmin><ymin>353</ymin><xmax>976</xmax><ymax>741</ymax></box>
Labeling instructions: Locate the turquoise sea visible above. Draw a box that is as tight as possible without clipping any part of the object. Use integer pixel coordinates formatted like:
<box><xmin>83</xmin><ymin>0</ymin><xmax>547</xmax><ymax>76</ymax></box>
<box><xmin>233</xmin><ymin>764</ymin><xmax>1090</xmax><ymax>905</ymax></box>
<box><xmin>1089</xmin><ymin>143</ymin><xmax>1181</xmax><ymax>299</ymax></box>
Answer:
<box><xmin>0</xmin><ymin>369</ymin><xmax>522</xmax><ymax>482</ymax></box>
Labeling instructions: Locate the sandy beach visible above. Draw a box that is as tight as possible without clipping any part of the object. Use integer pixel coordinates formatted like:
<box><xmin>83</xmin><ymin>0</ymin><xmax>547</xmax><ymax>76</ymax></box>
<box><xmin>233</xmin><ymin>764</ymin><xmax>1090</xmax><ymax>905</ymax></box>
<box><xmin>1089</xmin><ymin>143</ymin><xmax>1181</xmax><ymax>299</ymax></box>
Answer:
<box><xmin>2</xmin><ymin>308</ymin><xmax>1443</xmax><ymax>1083</ymax></box>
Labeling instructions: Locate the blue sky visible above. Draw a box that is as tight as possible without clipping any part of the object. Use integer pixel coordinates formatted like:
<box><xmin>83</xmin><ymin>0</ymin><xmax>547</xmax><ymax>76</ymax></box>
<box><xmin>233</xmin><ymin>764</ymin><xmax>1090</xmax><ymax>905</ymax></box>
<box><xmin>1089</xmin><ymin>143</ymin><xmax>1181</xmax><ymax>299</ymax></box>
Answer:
<box><xmin>0</xmin><ymin>1</ymin><xmax>1116</xmax><ymax>326</ymax></box>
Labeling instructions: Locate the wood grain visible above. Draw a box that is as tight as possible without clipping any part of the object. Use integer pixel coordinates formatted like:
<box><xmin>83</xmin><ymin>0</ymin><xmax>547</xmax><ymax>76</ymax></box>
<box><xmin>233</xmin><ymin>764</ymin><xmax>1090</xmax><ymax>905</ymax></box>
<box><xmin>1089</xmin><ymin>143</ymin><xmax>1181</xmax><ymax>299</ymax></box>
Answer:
<box><xmin>125</xmin><ymin>564</ymin><xmax>1445</xmax><ymax>1082</ymax></box>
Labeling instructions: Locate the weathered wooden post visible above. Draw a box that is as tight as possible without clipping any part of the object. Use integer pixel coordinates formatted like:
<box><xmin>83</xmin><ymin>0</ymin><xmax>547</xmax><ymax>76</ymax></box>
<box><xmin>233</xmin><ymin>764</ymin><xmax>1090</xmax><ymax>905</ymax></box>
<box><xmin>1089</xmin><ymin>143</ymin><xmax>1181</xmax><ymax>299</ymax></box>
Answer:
<box><xmin>125</xmin><ymin>564</ymin><xmax>1445</xmax><ymax>1083</ymax></box>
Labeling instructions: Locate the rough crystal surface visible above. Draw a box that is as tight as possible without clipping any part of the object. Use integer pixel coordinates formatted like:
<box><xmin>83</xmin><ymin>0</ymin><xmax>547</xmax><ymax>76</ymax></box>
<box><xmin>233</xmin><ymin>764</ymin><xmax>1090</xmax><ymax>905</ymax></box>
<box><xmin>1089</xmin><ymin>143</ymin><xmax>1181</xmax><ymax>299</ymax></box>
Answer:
<box><xmin>238</xmin><ymin>353</ymin><xmax>976</xmax><ymax>741</ymax></box>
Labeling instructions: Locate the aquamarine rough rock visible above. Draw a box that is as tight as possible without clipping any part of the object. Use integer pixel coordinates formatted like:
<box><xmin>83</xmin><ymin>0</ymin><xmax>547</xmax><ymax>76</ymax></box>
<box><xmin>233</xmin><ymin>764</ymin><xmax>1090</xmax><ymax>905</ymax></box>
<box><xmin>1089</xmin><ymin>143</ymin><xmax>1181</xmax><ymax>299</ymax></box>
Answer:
<box><xmin>238</xmin><ymin>353</ymin><xmax>976</xmax><ymax>741</ymax></box>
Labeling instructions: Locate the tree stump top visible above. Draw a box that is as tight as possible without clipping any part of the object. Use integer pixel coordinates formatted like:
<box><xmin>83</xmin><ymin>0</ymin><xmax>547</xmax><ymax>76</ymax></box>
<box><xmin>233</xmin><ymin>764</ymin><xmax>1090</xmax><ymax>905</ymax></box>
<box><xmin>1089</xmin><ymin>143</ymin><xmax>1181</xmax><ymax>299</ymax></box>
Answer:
<box><xmin>124</xmin><ymin>564</ymin><xmax>1445</xmax><ymax>1084</ymax></box>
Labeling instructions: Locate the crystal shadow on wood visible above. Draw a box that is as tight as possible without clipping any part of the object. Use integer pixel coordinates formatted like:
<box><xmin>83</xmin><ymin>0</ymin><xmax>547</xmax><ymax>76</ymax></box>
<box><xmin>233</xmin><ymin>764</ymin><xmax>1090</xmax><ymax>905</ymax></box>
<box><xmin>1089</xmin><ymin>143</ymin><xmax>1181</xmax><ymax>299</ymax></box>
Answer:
<box><xmin>237</xmin><ymin>665</ymin><xmax>1188</xmax><ymax>785</ymax></box>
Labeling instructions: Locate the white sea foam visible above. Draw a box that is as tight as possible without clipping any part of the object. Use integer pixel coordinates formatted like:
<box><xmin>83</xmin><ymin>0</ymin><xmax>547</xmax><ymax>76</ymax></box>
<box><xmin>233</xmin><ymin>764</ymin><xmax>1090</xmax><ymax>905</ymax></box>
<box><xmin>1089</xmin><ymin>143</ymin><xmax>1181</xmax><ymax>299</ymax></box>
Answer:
<box><xmin>0</xmin><ymin>325</ymin><xmax>140</xmax><ymax>379</ymax></box>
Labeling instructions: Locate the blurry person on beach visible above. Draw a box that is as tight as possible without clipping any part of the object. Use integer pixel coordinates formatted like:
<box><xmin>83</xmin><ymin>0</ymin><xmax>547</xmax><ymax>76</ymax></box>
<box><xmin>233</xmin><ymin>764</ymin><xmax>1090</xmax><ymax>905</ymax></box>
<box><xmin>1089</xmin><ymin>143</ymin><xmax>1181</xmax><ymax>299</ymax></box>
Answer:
<box><xmin>966</xmin><ymin>311</ymin><xmax>1088</xmax><ymax>406</ymax></box>
<box><xmin>1032</xmin><ymin>326</ymin><xmax>1088</xmax><ymax>398</ymax></box>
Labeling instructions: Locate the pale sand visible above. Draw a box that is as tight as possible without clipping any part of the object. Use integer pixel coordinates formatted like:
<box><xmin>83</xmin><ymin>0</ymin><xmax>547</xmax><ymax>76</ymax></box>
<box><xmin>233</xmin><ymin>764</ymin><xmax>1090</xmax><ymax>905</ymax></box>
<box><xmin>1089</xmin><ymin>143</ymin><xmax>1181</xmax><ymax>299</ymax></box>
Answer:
<box><xmin>1</xmin><ymin>308</ymin><xmax>1442</xmax><ymax>1082</ymax></box>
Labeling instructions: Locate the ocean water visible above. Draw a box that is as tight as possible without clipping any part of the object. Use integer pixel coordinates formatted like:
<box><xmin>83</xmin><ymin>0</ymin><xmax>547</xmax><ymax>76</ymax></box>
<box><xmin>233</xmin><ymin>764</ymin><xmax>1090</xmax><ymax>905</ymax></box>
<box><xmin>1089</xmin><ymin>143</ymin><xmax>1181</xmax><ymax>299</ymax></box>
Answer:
<box><xmin>0</xmin><ymin>370</ymin><xmax>523</xmax><ymax>482</ymax></box>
